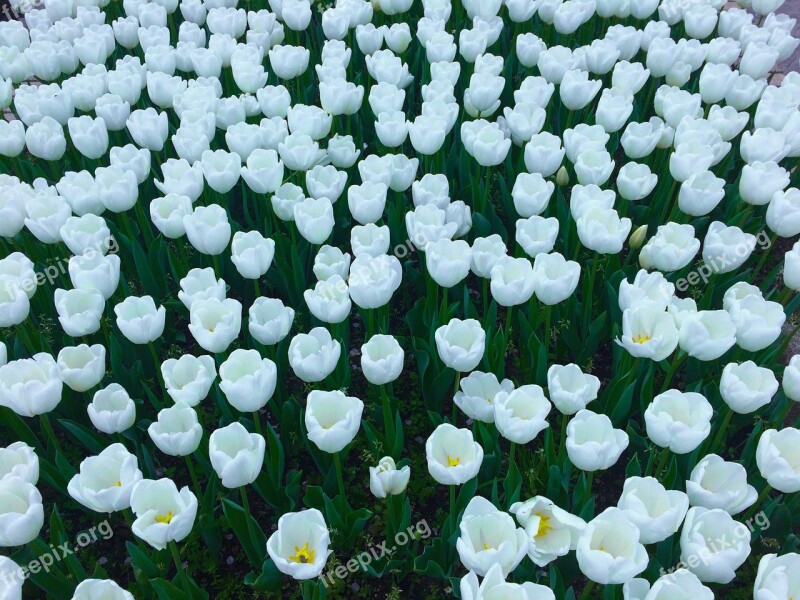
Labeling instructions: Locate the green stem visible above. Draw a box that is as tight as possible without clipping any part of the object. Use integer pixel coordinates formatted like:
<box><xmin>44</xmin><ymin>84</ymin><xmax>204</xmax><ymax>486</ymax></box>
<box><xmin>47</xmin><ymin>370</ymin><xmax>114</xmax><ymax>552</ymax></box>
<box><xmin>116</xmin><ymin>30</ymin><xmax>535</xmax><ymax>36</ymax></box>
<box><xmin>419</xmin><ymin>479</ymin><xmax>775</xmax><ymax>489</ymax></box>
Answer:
<box><xmin>745</xmin><ymin>484</ymin><xmax>773</xmax><ymax>520</ymax></box>
<box><xmin>660</xmin><ymin>351</ymin><xmax>687</xmax><ymax>392</ymax></box>
<box><xmin>39</xmin><ymin>413</ymin><xmax>64</xmax><ymax>457</ymax></box>
<box><xmin>185</xmin><ymin>456</ymin><xmax>201</xmax><ymax>495</ymax></box>
<box><xmin>381</xmin><ymin>385</ymin><xmax>394</xmax><ymax>446</ymax></box>
<box><xmin>333</xmin><ymin>452</ymin><xmax>346</xmax><ymax>498</ymax></box>
<box><xmin>252</xmin><ymin>410</ymin><xmax>263</xmax><ymax>436</ymax></box>
<box><xmin>579</xmin><ymin>580</ymin><xmax>596</xmax><ymax>600</ymax></box>
<box><xmin>709</xmin><ymin>407</ymin><xmax>734</xmax><ymax>453</ymax></box>
<box><xmin>168</xmin><ymin>541</ymin><xmax>191</xmax><ymax>596</ymax></box>
<box><xmin>452</xmin><ymin>371</ymin><xmax>462</xmax><ymax>424</ymax></box>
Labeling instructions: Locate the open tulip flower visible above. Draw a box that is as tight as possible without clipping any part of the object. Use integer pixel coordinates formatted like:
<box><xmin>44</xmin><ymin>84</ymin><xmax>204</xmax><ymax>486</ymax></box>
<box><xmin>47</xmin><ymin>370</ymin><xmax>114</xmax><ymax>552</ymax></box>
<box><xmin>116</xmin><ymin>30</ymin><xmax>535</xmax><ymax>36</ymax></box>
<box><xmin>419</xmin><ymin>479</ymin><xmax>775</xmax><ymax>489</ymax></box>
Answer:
<box><xmin>0</xmin><ymin>0</ymin><xmax>799</xmax><ymax>596</ymax></box>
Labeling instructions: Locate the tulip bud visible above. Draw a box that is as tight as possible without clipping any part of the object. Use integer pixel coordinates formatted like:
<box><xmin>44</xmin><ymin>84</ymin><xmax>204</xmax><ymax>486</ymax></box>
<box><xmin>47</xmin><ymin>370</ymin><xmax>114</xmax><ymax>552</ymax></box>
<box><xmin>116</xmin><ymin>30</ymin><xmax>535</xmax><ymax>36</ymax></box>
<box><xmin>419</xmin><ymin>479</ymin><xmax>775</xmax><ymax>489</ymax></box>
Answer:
<box><xmin>629</xmin><ymin>225</ymin><xmax>648</xmax><ymax>250</ymax></box>
<box><xmin>555</xmin><ymin>166</ymin><xmax>569</xmax><ymax>187</ymax></box>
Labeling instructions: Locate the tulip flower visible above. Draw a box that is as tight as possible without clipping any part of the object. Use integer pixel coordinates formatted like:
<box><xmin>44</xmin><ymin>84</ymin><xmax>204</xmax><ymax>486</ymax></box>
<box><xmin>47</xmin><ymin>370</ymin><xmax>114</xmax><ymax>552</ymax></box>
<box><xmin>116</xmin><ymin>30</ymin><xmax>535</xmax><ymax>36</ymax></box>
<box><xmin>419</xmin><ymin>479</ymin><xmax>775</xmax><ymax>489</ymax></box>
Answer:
<box><xmin>350</xmin><ymin>224</ymin><xmax>390</xmax><ymax>258</ymax></box>
<box><xmin>494</xmin><ymin>385</ymin><xmax>551</xmax><ymax>444</ymax></box>
<box><xmin>67</xmin><ymin>443</ymin><xmax>143</xmax><ymax>513</ymax></box>
<box><xmin>686</xmin><ymin>454</ymin><xmax>757</xmax><ymax>516</ymax></box>
<box><xmin>426</xmin><ymin>423</ymin><xmax>483</xmax><ymax>485</ymax></box>
<box><xmin>470</xmin><ymin>235</ymin><xmax>508</xmax><ymax>279</ymax></box>
<box><xmin>644</xmin><ymin>390</ymin><xmax>712</xmax><ymax>454</ymax></box>
<box><xmin>57</xmin><ymin>344</ymin><xmax>105</xmax><ymax>393</ymax></box>
<box><xmin>0</xmin><ymin>477</ymin><xmax>44</xmax><ymax>547</ymax></box>
<box><xmin>304</xmin><ymin>390</ymin><xmax>363</xmax><ymax>453</ymax></box>
<box><xmin>575</xmin><ymin>505</ymin><xmax>653</xmax><ymax>588</ymax></box>
<box><xmin>231</xmin><ymin>231</ymin><xmax>275</xmax><ymax>280</ymax></box>
<box><xmin>68</xmin><ymin>252</ymin><xmax>121</xmax><ymax>300</ymax></box>
<box><xmin>720</xmin><ymin>361</ymin><xmax>778</xmax><ymax>414</ymax></box>
<box><xmin>727</xmin><ymin>295</ymin><xmax>786</xmax><ymax>352</ymax></box>
<box><xmin>161</xmin><ymin>354</ymin><xmax>216</xmax><ymax>407</ymax></box>
<box><xmin>547</xmin><ymin>364</ymin><xmax>601</xmax><ymax>416</ymax></box>
<box><xmin>188</xmin><ymin>298</ymin><xmax>242</xmax><ymax>353</ymax></box>
<box><xmin>679</xmin><ymin>507</ymin><xmax>751</xmax><ymax>584</ymax></box>
<box><xmin>114</xmin><ymin>296</ymin><xmax>166</xmax><ymax>345</ymax></box>
<box><xmin>88</xmin><ymin>383</ymin><xmax>136</xmax><ymax>435</ymax></box>
<box><xmin>756</xmin><ymin>428</ymin><xmax>800</xmax><ymax>494</ymax></box>
<box><xmin>208</xmin><ymin>422</ymin><xmax>265</xmax><ymax>489</ymax></box>
<box><xmin>72</xmin><ymin>580</ymin><xmax>134</xmax><ymax>600</ymax></box>
<box><xmin>183</xmin><ymin>204</ymin><xmax>232</xmax><ymax>256</ymax></box>
<box><xmin>0</xmin><ymin>556</ymin><xmax>23</xmax><ymax>599</ymax></box>
<box><xmin>360</xmin><ymin>335</ymin><xmax>404</xmax><ymax>386</ymax></box>
<box><xmin>267</xmin><ymin>508</ymin><xmax>331</xmax><ymax>580</ymax></box>
<box><xmin>617</xmin><ymin>476</ymin><xmax>688</xmax><ymax>544</ymax></box>
<box><xmin>754</xmin><ymin>553</ymin><xmax>800</xmax><ymax>600</ymax></box>
<box><xmin>54</xmin><ymin>288</ymin><xmax>105</xmax><ymax>337</ymax></box>
<box><xmin>624</xmin><ymin>570</ymin><xmax>713</xmax><ymax>600</ymax></box>
<box><xmin>348</xmin><ymin>253</ymin><xmax>402</xmax><ymax>309</ymax></box>
<box><xmin>0</xmin><ymin>353</ymin><xmax>63</xmax><ymax>417</ymax></box>
<box><xmin>461</xmin><ymin>562</ymin><xmax>555</xmax><ymax>600</ymax></box>
<box><xmin>435</xmin><ymin>319</ymin><xmax>486</xmax><ymax>373</ymax></box>
<box><xmin>219</xmin><ymin>349</ymin><xmax>277</xmax><ymax>413</ymax></box>
<box><xmin>0</xmin><ymin>442</ymin><xmax>38</xmax><ymax>485</ymax></box>
<box><xmin>618</xmin><ymin>305</ymin><xmax>679</xmax><ymax>361</ymax></box>
<box><xmin>146</xmin><ymin>400</ymin><xmax>203</xmax><ymax>459</ymax></box>
<box><xmin>369</xmin><ymin>457</ymin><xmax>410</xmax><ymax>499</ymax></box>
<box><xmin>130</xmin><ymin>478</ymin><xmax>198</xmax><ymax>550</ymax></box>
<box><xmin>566</xmin><ymin>412</ymin><xmax>629</xmax><ymax>472</ymax></box>
<box><xmin>456</xmin><ymin>496</ymin><xmax>528</xmax><ymax>577</ymax></box>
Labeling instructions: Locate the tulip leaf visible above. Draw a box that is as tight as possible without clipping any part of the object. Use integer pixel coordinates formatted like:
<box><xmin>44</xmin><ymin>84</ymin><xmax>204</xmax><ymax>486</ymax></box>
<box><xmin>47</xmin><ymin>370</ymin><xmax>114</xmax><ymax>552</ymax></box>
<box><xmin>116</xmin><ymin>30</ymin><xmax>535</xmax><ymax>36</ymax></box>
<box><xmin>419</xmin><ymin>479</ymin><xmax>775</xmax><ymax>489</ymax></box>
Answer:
<box><xmin>221</xmin><ymin>498</ymin><xmax>267</xmax><ymax>569</ymax></box>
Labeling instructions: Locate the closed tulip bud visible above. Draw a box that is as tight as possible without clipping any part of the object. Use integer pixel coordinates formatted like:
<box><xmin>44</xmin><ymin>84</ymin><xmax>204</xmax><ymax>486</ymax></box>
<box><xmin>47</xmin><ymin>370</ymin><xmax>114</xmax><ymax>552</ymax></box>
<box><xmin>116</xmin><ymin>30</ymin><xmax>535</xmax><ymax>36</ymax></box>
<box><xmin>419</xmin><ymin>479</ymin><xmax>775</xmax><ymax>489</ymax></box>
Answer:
<box><xmin>57</xmin><ymin>344</ymin><xmax>105</xmax><ymax>393</ymax></box>
<box><xmin>470</xmin><ymin>235</ymin><xmax>507</xmax><ymax>279</ymax></box>
<box><xmin>547</xmin><ymin>364</ymin><xmax>601</xmax><ymax>416</ymax></box>
<box><xmin>67</xmin><ymin>443</ymin><xmax>143</xmax><ymax>513</ymax></box>
<box><xmin>209</xmin><ymin>422</ymin><xmax>265</xmax><ymax>488</ymax></box>
<box><xmin>130</xmin><ymin>478</ymin><xmax>197</xmax><ymax>550</ymax></box>
<box><xmin>567</xmin><ymin>410</ymin><xmax>629</xmax><ymax>471</ymax></box>
<box><xmin>293</xmin><ymin>197</ymin><xmax>334</xmax><ymax>245</ymax></box>
<box><xmin>189</xmin><ymin>298</ymin><xmax>242</xmax><ymax>353</ymax></box>
<box><xmin>161</xmin><ymin>354</ymin><xmax>216</xmax><ymax>407</ymax></box>
<box><xmin>686</xmin><ymin>454</ymin><xmax>757</xmax><ymax>516</ymax></box>
<box><xmin>126</xmin><ymin>107</ymin><xmax>168</xmax><ymax>151</ymax></box>
<box><xmin>0</xmin><ymin>442</ymin><xmax>38</xmax><ymax>485</ymax></box>
<box><xmin>148</xmin><ymin>401</ymin><xmax>203</xmax><ymax>456</ymax></box>
<box><xmin>426</xmin><ymin>423</ymin><xmax>484</xmax><ymax>485</ymax></box>
<box><xmin>516</xmin><ymin>33</ymin><xmax>545</xmax><ymax>68</ymax></box>
<box><xmin>231</xmin><ymin>231</ymin><xmax>274</xmax><ymax>280</ymax></box>
<box><xmin>435</xmin><ymin>318</ymin><xmax>485</xmax><ymax>372</ymax></box>
<box><xmin>576</xmin><ymin>507</ymin><xmax>648</xmax><ymax>584</ymax></box>
<box><xmin>680</xmin><ymin>507</ymin><xmax>751</xmax><ymax>583</ymax></box>
<box><xmin>754</xmin><ymin>553</ymin><xmax>800</xmax><ymax>600</ymax></box>
<box><xmin>249</xmin><ymin>297</ymin><xmax>295</xmax><ymax>346</ymax></box>
<box><xmin>305</xmin><ymin>390</ymin><xmax>363</xmax><ymax>453</ymax></box>
<box><xmin>494</xmin><ymin>385</ymin><xmax>551</xmax><ymax>445</ymax></box>
<box><xmin>511</xmin><ymin>172</ymin><xmax>553</xmax><ymax>217</ymax></box>
<box><xmin>0</xmin><ymin>353</ymin><xmax>63</xmax><ymax>417</ymax></box>
<box><xmin>577</xmin><ymin>208</ymin><xmax>632</xmax><ymax>255</ymax></box>
<box><xmin>0</xmin><ymin>477</ymin><xmax>44</xmax><ymax>547</ymax></box>
<box><xmin>267</xmin><ymin>508</ymin><xmax>331</xmax><ymax>580</ymax></box>
<box><xmin>219</xmin><ymin>349</ymin><xmax>277</xmax><ymax>412</ymax></box>
<box><xmin>644</xmin><ymin>389</ymin><xmax>712</xmax><ymax>454</ymax></box>
<box><xmin>241</xmin><ymin>149</ymin><xmax>284</xmax><ymax>195</ymax></box>
<box><xmin>347</xmin><ymin>182</ymin><xmax>388</xmax><ymax>225</ymax></box>
<box><xmin>375</xmin><ymin>111</ymin><xmax>408</xmax><ymax>148</ymax></box>
<box><xmin>618</xmin><ymin>476</ymin><xmax>688</xmax><ymax>544</ymax></box>
<box><xmin>288</xmin><ymin>327</ymin><xmax>340</xmax><ymax>383</ymax></box>
<box><xmin>199</xmin><ymin>149</ymin><xmax>240</xmax><ymax>194</ymax></box>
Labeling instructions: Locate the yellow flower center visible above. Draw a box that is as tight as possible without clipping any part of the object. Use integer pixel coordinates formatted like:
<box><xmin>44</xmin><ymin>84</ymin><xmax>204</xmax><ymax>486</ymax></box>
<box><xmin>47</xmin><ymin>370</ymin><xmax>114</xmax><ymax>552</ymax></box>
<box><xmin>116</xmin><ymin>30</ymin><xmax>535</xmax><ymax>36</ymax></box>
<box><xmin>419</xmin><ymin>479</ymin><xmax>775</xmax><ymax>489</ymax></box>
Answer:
<box><xmin>289</xmin><ymin>542</ymin><xmax>316</xmax><ymax>564</ymax></box>
<box><xmin>447</xmin><ymin>455</ymin><xmax>461</xmax><ymax>467</ymax></box>
<box><xmin>154</xmin><ymin>511</ymin><xmax>173</xmax><ymax>524</ymax></box>
<box><xmin>632</xmin><ymin>333</ymin><xmax>651</xmax><ymax>344</ymax></box>
<box><xmin>114</xmin><ymin>481</ymin><xmax>122</xmax><ymax>487</ymax></box>
<box><xmin>534</xmin><ymin>514</ymin><xmax>553</xmax><ymax>538</ymax></box>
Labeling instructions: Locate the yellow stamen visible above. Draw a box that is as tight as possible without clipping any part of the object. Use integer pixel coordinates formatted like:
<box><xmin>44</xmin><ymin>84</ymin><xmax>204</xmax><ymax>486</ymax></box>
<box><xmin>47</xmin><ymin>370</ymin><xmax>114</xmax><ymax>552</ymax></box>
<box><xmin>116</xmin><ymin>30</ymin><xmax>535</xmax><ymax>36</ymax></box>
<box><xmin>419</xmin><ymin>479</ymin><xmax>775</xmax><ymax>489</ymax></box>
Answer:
<box><xmin>632</xmin><ymin>334</ymin><xmax>651</xmax><ymax>344</ymax></box>
<box><xmin>289</xmin><ymin>542</ymin><xmax>315</xmax><ymax>564</ymax></box>
<box><xmin>154</xmin><ymin>511</ymin><xmax>173</xmax><ymax>524</ymax></box>
<box><xmin>114</xmin><ymin>481</ymin><xmax>122</xmax><ymax>487</ymax></box>
<box><xmin>534</xmin><ymin>514</ymin><xmax>552</xmax><ymax>538</ymax></box>
<box><xmin>447</xmin><ymin>455</ymin><xmax>461</xmax><ymax>467</ymax></box>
